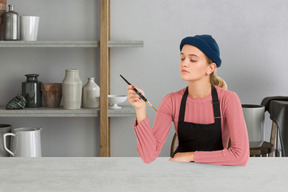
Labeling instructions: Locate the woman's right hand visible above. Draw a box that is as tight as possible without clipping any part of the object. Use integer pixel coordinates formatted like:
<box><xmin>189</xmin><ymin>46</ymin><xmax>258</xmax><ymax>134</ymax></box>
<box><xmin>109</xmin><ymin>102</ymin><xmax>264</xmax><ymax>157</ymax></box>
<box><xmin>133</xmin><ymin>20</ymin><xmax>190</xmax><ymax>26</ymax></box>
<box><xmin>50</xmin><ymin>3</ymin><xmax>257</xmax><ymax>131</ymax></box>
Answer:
<box><xmin>126</xmin><ymin>85</ymin><xmax>147</xmax><ymax>124</ymax></box>
<box><xmin>126</xmin><ymin>85</ymin><xmax>146</xmax><ymax>110</ymax></box>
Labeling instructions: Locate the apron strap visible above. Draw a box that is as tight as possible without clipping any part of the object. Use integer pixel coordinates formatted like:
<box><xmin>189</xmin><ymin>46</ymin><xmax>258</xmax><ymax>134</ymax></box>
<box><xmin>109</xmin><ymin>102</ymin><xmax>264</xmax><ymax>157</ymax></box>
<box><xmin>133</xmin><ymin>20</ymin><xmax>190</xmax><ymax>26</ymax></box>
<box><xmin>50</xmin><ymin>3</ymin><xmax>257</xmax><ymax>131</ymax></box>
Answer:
<box><xmin>212</xmin><ymin>85</ymin><xmax>221</xmax><ymax>119</ymax></box>
<box><xmin>178</xmin><ymin>87</ymin><xmax>189</xmax><ymax>122</ymax></box>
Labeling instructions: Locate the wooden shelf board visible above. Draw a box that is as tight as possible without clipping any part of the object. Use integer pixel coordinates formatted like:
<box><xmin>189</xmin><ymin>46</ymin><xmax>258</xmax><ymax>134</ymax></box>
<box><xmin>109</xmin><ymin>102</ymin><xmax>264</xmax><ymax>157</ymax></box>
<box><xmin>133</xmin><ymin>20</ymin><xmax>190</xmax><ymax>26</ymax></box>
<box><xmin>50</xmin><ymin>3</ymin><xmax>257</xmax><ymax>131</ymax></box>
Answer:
<box><xmin>0</xmin><ymin>41</ymin><xmax>144</xmax><ymax>48</ymax></box>
<box><xmin>0</xmin><ymin>105</ymin><xmax>135</xmax><ymax>117</ymax></box>
<box><xmin>108</xmin><ymin>41</ymin><xmax>144</xmax><ymax>47</ymax></box>
<box><xmin>0</xmin><ymin>41</ymin><xmax>100</xmax><ymax>48</ymax></box>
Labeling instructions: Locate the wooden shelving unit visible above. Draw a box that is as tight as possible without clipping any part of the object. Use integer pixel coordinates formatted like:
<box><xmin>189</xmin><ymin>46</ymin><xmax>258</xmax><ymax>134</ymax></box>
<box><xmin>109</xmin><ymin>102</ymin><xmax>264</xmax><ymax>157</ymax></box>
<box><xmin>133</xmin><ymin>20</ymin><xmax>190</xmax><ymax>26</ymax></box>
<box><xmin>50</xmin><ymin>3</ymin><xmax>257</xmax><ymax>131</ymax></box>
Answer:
<box><xmin>0</xmin><ymin>0</ymin><xmax>142</xmax><ymax>157</ymax></box>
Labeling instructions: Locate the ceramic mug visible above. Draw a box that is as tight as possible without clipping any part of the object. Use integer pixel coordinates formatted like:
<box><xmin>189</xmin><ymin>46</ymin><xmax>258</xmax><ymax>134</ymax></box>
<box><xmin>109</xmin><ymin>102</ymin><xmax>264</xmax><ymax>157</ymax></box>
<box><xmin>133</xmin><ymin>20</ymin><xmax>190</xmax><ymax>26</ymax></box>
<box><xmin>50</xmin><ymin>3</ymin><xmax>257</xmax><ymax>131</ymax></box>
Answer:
<box><xmin>20</xmin><ymin>16</ymin><xmax>40</xmax><ymax>41</ymax></box>
<box><xmin>3</xmin><ymin>127</ymin><xmax>42</xmax><ymax>157</ymax></box>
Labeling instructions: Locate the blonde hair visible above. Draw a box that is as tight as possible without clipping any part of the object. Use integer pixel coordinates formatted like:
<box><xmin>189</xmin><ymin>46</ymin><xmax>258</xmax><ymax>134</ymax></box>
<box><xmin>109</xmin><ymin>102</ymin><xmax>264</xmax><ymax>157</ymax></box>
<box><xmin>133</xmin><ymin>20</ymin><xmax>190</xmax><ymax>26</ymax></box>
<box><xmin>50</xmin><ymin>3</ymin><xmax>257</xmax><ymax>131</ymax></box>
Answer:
<box><xmin>205</xmin><ymin>56</ymin><xmax>228</xmax><ymax>90</ymax></box>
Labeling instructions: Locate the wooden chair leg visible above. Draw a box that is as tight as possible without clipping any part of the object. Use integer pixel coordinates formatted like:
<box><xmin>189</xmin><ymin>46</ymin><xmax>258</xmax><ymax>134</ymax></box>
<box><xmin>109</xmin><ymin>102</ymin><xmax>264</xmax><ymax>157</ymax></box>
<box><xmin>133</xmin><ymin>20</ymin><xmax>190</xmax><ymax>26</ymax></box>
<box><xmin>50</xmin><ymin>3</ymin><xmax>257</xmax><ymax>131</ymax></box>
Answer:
<box><xmin>170</xmin><ymin>133</ymin><xmax>177</xmax><ymax>157</ymax></box>
<box><xmin>268</xmin><ymin>122</ymin><xmax>277</xmax><ymax>157</ymax></box>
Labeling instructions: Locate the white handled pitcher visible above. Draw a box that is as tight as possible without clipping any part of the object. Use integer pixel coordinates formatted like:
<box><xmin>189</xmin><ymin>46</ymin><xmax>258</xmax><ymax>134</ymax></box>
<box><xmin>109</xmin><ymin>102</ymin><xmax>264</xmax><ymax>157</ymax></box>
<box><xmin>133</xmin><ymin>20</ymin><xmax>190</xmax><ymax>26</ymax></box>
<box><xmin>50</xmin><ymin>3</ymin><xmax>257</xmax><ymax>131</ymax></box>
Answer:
<box><xmin>3</xmin><ymin>127</ymin><xmax>42</xmax><ymax>157</ymax></box>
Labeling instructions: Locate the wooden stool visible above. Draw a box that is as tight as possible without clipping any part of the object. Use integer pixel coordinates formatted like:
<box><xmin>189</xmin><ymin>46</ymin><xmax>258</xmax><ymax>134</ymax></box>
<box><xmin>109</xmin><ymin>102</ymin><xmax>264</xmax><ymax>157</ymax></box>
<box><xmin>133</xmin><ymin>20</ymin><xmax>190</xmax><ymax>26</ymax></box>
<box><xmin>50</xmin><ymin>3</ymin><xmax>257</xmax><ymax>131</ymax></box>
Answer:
<box><xmin>249</xmin><ymin>122</ymin><xmax>277</xmax><ymax>157</ymax></box>
<box><xmin>250</xmin><ymin>142</ymin><xmax>274</xmax><ymax>157</ymax></box>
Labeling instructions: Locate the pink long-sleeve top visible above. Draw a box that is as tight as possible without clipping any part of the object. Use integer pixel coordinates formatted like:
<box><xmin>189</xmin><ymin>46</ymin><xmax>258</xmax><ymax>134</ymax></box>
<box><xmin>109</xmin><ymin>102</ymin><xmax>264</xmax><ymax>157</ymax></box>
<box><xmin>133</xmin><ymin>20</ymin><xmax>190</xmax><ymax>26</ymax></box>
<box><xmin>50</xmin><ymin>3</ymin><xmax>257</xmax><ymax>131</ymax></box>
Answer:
<box><xmin>133</xmin><ymin>86</ymin><xmax>249</xmax><ymax>166</ymax></box>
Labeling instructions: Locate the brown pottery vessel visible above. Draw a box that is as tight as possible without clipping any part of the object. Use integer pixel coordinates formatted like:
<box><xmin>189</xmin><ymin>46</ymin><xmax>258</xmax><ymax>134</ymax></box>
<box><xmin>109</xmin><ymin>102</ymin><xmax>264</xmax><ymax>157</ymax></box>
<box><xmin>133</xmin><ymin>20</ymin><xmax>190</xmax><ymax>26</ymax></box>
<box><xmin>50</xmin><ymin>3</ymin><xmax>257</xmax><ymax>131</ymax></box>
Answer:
<box><xmin>41</xmin><ymin>83</ymin><xmax>62</xmax><ymax>108</ymax></box>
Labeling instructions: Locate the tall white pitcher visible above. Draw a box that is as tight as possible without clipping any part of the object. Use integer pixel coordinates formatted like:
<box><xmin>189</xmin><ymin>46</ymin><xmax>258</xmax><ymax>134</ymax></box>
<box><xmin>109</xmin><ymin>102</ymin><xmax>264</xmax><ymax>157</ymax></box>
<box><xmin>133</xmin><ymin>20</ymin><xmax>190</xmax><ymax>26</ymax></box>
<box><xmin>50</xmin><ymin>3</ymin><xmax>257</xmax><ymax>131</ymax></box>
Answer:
<box><xmin>3</xmin><ymin>127</ymin><xmax>42</xmax><ymax>157</ymax></box>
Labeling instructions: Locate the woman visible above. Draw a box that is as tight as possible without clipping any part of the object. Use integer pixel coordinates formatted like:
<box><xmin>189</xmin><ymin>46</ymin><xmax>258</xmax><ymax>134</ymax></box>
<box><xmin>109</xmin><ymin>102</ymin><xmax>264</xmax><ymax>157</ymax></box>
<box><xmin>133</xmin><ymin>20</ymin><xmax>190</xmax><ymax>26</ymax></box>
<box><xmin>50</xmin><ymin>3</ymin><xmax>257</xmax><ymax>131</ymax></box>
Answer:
<box><xmin>126</xmin><ymin>34</ymin><xmax>249</xmax><ymax>166</ymax></box>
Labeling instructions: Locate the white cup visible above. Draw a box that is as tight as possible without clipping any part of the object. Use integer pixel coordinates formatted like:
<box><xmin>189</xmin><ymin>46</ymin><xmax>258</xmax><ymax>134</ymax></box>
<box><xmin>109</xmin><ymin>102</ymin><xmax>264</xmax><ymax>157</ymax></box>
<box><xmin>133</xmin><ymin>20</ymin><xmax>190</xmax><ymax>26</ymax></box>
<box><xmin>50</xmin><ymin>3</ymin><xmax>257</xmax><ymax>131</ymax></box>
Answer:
<box><xmin>20</xmin><ymin>16</ymin><xmax>40</xmax><ymax>41</ymax></box>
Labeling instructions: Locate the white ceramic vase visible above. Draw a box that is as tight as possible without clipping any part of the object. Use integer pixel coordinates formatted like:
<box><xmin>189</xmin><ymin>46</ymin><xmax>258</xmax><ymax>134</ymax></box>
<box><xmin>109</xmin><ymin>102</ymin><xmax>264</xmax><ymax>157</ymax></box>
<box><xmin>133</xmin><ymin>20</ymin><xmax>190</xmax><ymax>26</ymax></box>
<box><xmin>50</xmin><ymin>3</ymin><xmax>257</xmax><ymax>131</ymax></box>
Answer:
<box><xmin>82</xmin><ymin>77</ymin><xmax>100</xmax><ymax>108</ymax></box>
<box><xmin>62</xmin><ymin>69</ymin><xmax>82</xmax><ymax>109</ymax></box>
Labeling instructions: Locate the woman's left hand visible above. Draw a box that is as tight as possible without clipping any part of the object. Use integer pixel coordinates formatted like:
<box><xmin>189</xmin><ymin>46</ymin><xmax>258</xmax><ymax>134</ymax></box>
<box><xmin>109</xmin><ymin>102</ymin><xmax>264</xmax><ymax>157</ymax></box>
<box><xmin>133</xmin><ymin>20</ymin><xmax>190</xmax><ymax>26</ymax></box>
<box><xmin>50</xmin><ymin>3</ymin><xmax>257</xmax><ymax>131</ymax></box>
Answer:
<box><xmin>169</xmin><ymin>152</ymin><xmax>194</xmax><ymax>162</ymax></box>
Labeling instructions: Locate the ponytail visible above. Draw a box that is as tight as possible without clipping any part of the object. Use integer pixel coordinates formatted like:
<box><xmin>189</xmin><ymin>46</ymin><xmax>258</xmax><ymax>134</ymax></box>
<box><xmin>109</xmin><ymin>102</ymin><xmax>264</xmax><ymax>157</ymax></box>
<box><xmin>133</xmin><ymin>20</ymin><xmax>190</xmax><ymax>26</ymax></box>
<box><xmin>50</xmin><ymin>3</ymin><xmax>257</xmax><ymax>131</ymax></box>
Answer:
<box><xmin>210</xmin><ymin>70</ymin><xmax>227</xmax><ymax>90</ymax></box>
<box><xmin>205</xmin><ymin>55</ymin><xmax>228</xmax><ymax>90</ymax></box>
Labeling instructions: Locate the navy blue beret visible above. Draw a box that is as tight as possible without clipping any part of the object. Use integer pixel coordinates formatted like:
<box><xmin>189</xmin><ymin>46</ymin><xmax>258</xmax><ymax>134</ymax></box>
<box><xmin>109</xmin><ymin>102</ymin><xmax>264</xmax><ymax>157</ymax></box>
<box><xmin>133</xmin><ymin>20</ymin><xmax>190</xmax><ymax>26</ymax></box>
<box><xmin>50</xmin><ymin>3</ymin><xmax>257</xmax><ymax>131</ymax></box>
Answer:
<box><xmin>179</xmin><ymin>34</ymin><xmax>222</xmax><ymax>67</ymax></box>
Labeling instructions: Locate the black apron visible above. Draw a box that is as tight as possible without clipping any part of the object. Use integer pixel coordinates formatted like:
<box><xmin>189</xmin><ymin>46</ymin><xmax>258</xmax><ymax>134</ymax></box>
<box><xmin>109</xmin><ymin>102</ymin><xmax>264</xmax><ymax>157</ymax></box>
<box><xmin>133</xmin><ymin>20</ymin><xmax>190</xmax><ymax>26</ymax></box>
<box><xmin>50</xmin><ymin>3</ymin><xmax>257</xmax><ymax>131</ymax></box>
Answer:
<box><xmin>171</xmin><ymin>86</ymin><xmax>223</xmax><ymax>158</ymax></box>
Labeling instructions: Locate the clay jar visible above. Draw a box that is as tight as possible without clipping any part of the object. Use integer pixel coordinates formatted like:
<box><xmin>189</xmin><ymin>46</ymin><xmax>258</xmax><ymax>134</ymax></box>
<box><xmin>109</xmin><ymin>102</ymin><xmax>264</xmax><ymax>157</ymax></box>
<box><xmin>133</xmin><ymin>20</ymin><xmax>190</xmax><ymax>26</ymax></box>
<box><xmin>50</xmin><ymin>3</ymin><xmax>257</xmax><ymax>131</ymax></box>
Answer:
<box><xmin>41</xmin><ymin>83</ymin><xmax>62</xmax><ymax>108</ymax></box>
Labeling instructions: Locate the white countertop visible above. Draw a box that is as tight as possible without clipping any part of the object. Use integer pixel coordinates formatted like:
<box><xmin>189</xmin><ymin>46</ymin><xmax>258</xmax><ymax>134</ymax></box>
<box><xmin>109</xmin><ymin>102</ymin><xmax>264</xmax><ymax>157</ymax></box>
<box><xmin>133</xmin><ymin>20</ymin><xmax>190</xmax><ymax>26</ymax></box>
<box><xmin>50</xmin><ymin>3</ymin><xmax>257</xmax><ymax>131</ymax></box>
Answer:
<box><xmin>0</xmin><ymin>157</ymin><xmax>287</xmax><ymax>192</ymax></box>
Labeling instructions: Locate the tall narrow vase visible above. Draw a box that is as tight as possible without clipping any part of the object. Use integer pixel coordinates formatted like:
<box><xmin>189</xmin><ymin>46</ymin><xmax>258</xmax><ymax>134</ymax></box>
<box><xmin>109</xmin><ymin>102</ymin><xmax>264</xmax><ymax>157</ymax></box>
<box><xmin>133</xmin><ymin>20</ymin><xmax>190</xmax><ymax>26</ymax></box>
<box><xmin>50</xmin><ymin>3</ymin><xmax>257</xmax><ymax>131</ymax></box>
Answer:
<box><xmin>62</xmin><ymin>69</ymin><xmax>82</xmax><ymax>109</ymax></box>
<box><xmin>3</xmin><ymin>4</ymin><xmax>19</xmax><ymax>40</ymax></box>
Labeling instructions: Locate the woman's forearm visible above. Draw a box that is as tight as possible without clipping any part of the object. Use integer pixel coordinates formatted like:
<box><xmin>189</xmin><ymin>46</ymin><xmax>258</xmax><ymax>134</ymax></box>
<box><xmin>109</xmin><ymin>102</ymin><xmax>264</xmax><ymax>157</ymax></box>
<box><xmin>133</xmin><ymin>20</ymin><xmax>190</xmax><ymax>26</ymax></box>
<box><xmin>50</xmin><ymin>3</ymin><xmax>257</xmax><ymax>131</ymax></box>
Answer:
<box><xmin>135</xmin><ymin>106</ymin><xmax>147</xmax><ymax>124</ymax></box>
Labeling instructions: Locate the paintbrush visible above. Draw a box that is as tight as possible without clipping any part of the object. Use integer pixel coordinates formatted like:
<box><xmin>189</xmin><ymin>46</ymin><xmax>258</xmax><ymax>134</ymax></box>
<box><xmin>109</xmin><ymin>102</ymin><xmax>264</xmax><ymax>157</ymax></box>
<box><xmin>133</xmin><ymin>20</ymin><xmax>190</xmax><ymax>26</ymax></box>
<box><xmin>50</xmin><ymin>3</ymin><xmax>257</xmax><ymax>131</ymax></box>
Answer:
<box><xmin>120</xmin><ymin>74</ymin><xmax>158</xmax><ymax>112</ymax></box>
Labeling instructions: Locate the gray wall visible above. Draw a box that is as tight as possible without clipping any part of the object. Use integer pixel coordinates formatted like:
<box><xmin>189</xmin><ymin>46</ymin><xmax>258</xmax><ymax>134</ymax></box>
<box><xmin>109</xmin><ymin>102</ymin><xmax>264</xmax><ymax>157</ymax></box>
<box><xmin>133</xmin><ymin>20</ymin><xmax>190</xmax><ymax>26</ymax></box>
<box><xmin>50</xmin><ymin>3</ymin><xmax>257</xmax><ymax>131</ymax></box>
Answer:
<box><xmin>110</xmin><ymin>0</ymin><xmax>288</xmax><ymax>157</ymax></box>
<box><xmin>1</xmin><ymin>0</ymin><xmax>287</xmax><ymax>157</ymax></box>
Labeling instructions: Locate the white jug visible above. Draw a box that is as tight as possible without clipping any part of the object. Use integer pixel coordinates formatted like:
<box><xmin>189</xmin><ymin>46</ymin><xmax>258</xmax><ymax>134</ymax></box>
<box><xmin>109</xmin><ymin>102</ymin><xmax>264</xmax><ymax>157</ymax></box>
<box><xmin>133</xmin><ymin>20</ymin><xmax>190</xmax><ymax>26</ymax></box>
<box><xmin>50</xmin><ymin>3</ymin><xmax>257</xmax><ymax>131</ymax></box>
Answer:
<box><xmin>3</xmin><ymin>127</ymin><xmax>42</xmax><ymax>157</ymax></box>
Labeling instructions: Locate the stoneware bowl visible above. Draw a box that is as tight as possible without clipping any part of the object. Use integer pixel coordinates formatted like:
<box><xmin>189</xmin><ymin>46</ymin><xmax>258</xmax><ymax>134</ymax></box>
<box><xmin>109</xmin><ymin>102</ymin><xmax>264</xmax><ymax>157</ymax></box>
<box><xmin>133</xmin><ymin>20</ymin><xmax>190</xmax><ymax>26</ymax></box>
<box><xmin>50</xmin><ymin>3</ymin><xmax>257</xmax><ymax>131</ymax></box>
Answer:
<box><xmin>108</xmin><ymin>95</ymin><xmax>127</xmax><ymax>109</ymax></box>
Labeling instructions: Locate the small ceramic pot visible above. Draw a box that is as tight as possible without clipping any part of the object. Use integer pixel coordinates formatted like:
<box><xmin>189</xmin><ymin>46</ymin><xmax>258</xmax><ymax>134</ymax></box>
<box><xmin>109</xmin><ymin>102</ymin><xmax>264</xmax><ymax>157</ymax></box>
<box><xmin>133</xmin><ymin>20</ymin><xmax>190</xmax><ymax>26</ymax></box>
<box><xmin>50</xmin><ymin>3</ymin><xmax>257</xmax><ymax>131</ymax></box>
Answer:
<box><xmin>6</xmin><ymin>94</ymin><xmax>27</xmax><ymax>110</ymax></box>
<box><xmin>41</xmin><ymin>83</ymin><xmax>62</xmax><ymax>108</ymax></box>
